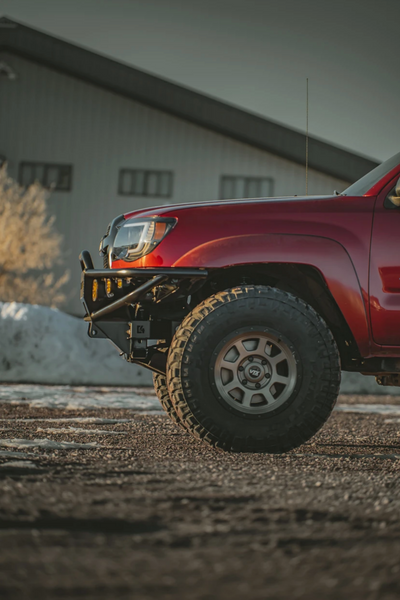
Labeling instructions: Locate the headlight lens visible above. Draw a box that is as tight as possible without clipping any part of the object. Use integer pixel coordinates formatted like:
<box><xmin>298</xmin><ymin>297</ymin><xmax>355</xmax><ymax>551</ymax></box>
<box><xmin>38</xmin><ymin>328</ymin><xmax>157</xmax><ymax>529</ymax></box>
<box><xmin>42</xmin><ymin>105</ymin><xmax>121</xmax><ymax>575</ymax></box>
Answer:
<box><xmin>112</xmin><ymin>217</ymin><xmax>176</xmax><ymax>261</ymax></box>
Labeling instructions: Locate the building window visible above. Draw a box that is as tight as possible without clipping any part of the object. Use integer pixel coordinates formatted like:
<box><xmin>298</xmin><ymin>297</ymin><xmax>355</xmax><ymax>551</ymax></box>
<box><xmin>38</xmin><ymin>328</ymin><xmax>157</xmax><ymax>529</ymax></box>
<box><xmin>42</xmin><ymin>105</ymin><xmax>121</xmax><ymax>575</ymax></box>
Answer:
<box><xmin>19</xmin><ymin>162</ymin><xmax>73</xmax><ymax>191</ymax></box>
<box><xmin>118</xmin><ymin>169</ymin><xmax>173</xmax><ymax>198</ymax></box>
<box><xmin>220</xmin><ymin>176</ymin><xmax>274</xmax><ymax>200</ymax></box>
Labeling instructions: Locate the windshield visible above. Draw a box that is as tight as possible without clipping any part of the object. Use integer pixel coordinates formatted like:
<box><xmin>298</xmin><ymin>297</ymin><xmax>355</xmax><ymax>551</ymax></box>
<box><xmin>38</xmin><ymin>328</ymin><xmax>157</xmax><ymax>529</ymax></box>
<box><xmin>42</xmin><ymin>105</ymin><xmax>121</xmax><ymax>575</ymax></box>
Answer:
<box><xmin>342</xmin><ymin>151</ymin><xmax>400</xmax><ymax>196</ymax></box>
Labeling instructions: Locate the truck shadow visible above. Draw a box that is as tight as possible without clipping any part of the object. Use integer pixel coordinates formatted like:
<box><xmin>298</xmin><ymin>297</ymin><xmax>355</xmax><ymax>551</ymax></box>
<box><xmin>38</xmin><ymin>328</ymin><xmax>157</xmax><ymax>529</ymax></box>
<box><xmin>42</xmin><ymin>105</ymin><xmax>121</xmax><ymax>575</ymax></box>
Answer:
<box><xmin>0</xmin><ymin>515</ymin><xmax>164</xmax><ymax>535</ymax></box>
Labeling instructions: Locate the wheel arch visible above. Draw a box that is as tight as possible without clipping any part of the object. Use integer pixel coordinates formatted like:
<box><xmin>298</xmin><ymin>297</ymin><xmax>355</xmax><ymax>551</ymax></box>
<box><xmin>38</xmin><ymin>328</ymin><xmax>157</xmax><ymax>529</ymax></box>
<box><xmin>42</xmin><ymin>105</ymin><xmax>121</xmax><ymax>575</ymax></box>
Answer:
<box><xmin>174</xmin><ymin>233</ymin><xmax>370</xmax><ymax>362</ymax></box>
<box><xmin>192</xmin><ymin>262</ymin><xmax>361</xmax><ymax>369</ymax></box>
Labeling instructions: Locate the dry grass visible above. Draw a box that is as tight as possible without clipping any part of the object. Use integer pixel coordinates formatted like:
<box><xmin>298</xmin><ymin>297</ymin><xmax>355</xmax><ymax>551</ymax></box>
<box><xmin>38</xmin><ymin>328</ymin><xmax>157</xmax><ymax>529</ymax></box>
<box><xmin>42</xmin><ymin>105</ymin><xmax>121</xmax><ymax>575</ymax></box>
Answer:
<box><xmin>0</xmin><ymin>164</ymin><xmax>68</xmax><ymax>306</ymax></box>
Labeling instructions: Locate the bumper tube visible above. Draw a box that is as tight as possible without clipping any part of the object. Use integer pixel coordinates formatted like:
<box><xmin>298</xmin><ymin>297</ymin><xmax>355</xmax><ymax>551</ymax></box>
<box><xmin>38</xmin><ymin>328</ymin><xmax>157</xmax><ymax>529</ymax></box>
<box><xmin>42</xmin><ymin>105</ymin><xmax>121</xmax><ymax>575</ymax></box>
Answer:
<box><xmin>79</xmin><ymin>250</ymin><xmax>94</xmax><ymax>271</ymax></box>
<box><xmin>80</xmin><ymin>250</ymin><xmax>208</xmax><ymax>321</ymax></box>
<box><xmin>90</xmin><ymin>274</ymin><xmax>168</xmax><ymax>321</ymax></box>
<box><xmin>82</xmin><ymin>267</ymin><xmax>209</xmax><ymax>279</ymax></box>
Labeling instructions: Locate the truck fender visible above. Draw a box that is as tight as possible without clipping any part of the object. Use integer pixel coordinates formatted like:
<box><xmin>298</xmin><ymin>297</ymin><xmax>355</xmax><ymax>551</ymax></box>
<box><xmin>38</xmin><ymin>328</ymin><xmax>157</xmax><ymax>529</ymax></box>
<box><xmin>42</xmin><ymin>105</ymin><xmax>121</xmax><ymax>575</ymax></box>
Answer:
<box><xmin>173</xmin><ymin>233</ymin><xmax>370</xmax><ymax>356</ymax></box>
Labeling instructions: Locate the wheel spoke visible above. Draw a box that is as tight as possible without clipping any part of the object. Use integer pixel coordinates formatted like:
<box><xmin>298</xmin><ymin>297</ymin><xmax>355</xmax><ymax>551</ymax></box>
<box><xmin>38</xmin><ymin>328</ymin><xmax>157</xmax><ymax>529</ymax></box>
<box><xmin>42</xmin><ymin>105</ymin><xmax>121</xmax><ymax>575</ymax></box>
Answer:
<box><xmin>270</xmin><ymin>374</ymin><xmax>290</xmax><ymax>386</ymax></box>
<box><xmin>268</xmin><ymin>352</ymin><xmax>284</xmax><ymax>367</ymax></box>
<box><xmin>241</xmin><ymin>390</ymin><xmax>254</xmax><ymax>407</ymax></box>
<box><xmin>260</xmin><ymin>338</ymin><xmax>272</xmax><ymax>357</ymax></box>
<box><xmin>260</xmin><ymin>388</ymin><xmax>275</xmax><ymax>404</ymax></box>
<box><xmin>224</xmin><ymin>377</ymin><xmax>242</xmax><ymax>394</ymax></box>
<box><xmin>220</xmin><ymin>359</ymin><xmax>237</xmax><ymax>371</ymax></box>
<box><xmin>235</xmin><ymin>340</ymin><xmax>251</xmax><ymax>361</ymax></box>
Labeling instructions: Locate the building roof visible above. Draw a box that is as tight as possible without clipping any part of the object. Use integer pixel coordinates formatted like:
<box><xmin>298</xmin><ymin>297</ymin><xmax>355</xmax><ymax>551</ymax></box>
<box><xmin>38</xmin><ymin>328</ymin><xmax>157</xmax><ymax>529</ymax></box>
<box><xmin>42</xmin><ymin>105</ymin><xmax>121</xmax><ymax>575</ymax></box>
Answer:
<box><xmin>0</xmin><ymin>16</ymin><xmax>379</xmax><ymax>182</ymax></box>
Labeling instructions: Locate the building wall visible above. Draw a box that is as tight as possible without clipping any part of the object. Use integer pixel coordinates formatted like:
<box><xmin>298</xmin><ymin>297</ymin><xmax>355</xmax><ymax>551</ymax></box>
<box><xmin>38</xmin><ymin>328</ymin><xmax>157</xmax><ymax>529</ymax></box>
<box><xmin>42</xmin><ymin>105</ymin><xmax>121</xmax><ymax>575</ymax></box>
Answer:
<box><xmin>0</xmin><ymin>53</ymin><xmax>350</xmax><ymax>314</ymax></box>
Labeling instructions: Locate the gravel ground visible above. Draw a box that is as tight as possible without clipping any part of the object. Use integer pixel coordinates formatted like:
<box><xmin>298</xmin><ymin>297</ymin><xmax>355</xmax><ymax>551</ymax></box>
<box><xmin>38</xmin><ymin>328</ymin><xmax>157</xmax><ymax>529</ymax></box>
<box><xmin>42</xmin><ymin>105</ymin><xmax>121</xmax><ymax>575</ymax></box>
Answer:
<box><xmin>0</xmin><ymin>388</ymin><xmax>399</xmax><ymax>600</ymax></box>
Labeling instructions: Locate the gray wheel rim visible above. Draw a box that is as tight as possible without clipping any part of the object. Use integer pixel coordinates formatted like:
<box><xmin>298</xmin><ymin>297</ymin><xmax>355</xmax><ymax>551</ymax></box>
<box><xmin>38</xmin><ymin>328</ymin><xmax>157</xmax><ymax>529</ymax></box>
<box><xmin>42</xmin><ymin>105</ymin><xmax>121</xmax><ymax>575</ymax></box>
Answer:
<box><xmin>214</xmin><ymin>331</ymin><xmax>297</xmax><ymax>414</ymax></box>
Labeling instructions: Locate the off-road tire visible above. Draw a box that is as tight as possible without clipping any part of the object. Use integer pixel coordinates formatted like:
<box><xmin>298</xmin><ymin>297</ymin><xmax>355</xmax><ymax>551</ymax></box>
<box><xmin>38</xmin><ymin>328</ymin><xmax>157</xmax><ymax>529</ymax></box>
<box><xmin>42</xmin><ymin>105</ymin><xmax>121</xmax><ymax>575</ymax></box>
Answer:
<box><xmin>167</xmin><ymin>286</ymin><xmax>341</xmax><ymax>453</ymax></box>
<box><xmin>153</xmin><ymin>373</ymin><xmax>185</xmax><ymax>429</ymax></box>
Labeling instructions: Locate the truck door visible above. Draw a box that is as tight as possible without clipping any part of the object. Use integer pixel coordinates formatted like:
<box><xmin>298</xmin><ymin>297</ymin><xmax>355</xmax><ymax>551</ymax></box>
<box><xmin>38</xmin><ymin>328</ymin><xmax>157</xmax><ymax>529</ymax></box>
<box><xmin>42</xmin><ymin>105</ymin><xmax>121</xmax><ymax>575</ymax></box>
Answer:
<box><xmin>370</xmin><ymin>175</ymin><xmax>400</xmax><ymax>345</ymax></box>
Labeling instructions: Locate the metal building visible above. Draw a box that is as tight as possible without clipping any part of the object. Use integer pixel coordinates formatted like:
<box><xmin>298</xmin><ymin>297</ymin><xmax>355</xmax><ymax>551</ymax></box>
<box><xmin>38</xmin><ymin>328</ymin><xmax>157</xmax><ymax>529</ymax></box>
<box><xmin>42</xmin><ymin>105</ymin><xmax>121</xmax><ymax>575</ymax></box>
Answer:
<box><xmin>0</xmin><ymin>17</ymin><xmax>378</xmax><ymax>314</ymax></box>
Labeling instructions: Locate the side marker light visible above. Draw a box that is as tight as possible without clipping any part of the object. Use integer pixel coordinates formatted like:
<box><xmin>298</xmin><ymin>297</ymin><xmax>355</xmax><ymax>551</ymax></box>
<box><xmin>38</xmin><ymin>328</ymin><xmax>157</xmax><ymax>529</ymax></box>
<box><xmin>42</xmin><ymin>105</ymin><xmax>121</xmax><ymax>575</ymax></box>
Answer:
<box><xmin>92</xmin><ymin>279</ymin><xmax>98</xmax><ymax>302</ymax></box>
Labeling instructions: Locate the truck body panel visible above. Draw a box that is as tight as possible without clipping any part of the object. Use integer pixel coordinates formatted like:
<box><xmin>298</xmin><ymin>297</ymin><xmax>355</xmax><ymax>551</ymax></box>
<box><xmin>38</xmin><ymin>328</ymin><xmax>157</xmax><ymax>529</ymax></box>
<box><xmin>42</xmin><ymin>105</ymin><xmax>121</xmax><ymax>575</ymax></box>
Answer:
<box><xmin>113</xmin><ymin>194</ymin><xmax>375</xmax><ymax>356</ymax></box>
<box><xmin>370</xmin><ymin>173</ymin><xmax>400</xmax><ymax>346</ymax></box>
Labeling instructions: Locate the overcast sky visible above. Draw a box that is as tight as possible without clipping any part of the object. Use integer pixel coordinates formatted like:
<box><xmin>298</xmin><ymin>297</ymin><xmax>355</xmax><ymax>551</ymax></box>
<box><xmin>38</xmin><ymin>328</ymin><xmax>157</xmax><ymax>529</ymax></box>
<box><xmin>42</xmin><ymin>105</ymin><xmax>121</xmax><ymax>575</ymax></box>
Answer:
<box><xmin>1</xmin><ymin>0</ymin><xmax>399</xmax><ymax>162</ymax></box>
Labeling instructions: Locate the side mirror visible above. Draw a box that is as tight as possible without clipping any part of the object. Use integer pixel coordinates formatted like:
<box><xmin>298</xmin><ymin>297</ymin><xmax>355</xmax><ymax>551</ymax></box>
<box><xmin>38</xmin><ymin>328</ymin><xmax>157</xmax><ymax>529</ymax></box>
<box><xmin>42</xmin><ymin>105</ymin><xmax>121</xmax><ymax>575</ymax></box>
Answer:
<box><xmin>389</xmin><ymin>177</ymin><xmax>400</xmax><ymax>207</ymax></box>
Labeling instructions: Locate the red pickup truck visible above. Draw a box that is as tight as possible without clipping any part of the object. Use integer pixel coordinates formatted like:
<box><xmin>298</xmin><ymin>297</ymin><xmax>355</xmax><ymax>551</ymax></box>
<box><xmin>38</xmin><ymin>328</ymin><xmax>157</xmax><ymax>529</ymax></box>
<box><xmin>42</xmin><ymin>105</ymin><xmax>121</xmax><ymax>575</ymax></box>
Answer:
<box><xmin>80</xmin><ymin>151</ymin><xmax>400</xmax><ymax>453</ymax></box>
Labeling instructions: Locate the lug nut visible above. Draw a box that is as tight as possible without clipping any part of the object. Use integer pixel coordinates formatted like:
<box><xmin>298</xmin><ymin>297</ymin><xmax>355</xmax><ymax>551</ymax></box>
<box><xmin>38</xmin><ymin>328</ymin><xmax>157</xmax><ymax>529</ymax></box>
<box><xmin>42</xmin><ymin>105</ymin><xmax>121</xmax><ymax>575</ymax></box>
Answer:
<box><xmin>262</xmin><ymin>359</ymin><xmax>267</xmax><ymax>365</ymax></box>
<box><xmin>255</xmin><ymin>383</ymin><xmax>261</xmax><ymax>389</ymax></box>
<box><xmin>242</xmin><ymin>379</ymin><xmax>248</xmax><ymax>386</ymax></box>
<box><xmin>265</xmin><ymin>373</ymin><xmax>271</xmax><ymax>380</ymax></box>
<box><xmin>238</xmin><ymin>366</ymin><xmax>244</xmax><ymax>372</ymax></box>
<box><xmin>248</xmin><ymin>356</ymin><xmax>254</xmax><ymax>362</ymax></box>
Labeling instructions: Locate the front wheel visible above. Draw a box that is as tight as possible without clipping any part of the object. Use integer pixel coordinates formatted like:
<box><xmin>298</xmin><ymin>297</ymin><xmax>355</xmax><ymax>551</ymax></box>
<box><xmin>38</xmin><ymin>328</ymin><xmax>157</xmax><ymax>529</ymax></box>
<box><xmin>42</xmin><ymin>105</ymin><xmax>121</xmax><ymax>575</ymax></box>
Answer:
<box><xmin>167</xmin><ymin>286</ymin><xmax>340</xmax><ymax>453</ymax></box>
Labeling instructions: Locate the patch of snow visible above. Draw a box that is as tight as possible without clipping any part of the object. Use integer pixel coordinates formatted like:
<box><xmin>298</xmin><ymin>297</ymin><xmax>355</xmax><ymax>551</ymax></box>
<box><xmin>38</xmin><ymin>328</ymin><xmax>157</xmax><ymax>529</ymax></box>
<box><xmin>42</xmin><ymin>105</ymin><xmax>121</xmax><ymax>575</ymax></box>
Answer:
<box><xmin>0</xmin><ymin>417</ymin><xmax>131</xmax><ymax>423</ymax></box>
<box><xmin>335</xmin><ymin>404</ymin><xmax>400</xmax><ymax>415</ymax></box>
<box><xmin>0</xmin><ymin>450</ymin><xmax>35</xmax><ymax>458</ymax></box>
<box><xmin>36</xmin><ymin>427</ymin><xmax>128</xmax><ymax>435</ymax></box>
<box><xmin>340</xmin><ymin>371</ymin><xmax>400</xmax><ymax>396</ymax></box>
<box><xmin>0</xmin><ymin>438</ymin><xmax>102</xmax><ymax>450</ymax></box>
<box><xmin>0</xmin><ymin>302</ymin><xmax>153</xmax><ymax>386</ymax></box>
<box><xmin>0</xmin><ymin>383</ymin><xmax>161</xmax><ymax>411</ymax></box>
<box><xmin>294</xmin><ymin>452</ymin><xmax>400</xmax><ymax>460</ymax></box>
<box><xmin>0</xmin><ymin>460</ymin><xmax>37</xmax><ymax>468</ymax></box>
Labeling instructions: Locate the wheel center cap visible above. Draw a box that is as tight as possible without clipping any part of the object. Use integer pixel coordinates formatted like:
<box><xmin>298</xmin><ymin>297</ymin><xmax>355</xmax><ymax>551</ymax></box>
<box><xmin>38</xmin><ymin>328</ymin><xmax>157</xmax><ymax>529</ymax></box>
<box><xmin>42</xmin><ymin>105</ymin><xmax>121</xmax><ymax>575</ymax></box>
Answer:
<box><xmin>245</xmin><ymin>363</ymin><xmax>264</xmax><ymax>382</ymax></box>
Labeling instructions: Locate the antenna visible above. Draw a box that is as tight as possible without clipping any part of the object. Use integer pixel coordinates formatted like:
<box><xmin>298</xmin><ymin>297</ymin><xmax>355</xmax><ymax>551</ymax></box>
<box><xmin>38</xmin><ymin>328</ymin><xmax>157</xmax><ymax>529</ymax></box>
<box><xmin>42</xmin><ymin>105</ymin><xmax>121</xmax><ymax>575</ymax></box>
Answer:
<box><xmin>306</xmin><ymin>78</ymin><xmax>309</xmax><ymax>196</ymax></box>
<box><xmin>306</xmin><ymin>77</ymin><xmax>308</xmax><ymax>196</ymax></box>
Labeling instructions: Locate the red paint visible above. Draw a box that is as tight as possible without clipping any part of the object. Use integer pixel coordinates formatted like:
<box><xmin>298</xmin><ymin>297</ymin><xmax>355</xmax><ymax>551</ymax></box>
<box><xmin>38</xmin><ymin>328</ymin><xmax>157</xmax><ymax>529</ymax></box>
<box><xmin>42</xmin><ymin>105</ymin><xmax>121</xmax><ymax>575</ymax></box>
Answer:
<box><xmin>369</xmin><ymin>173</ymin><xmax>400</xmax><ymax>346</ymax></box>
<box><xmin>110</xmin><ymin>153</ymin><xmax>400</xmax><ymax>358</ymax></box>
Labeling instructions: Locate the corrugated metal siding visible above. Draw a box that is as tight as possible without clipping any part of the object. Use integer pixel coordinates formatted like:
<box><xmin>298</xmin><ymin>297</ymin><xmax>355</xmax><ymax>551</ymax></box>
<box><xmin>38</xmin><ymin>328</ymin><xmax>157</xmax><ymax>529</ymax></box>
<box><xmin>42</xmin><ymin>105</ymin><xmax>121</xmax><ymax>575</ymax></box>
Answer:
<box><xmin>0</xmin><ymin>18</ymin><xmax>378</xmax><ymax>182</ymax></box>
<box><xmin>0</xmin><ymin>53</ymin><xmax>350</xmax><ymax>314</ymax></box>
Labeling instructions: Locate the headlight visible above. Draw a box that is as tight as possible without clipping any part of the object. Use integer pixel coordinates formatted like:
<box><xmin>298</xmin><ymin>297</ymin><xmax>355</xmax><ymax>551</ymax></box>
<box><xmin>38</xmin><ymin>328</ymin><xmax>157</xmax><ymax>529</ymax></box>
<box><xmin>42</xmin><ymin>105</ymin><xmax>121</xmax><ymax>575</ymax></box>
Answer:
<box><xmin>112</xmin><ymin>217</ymin><xmax>176</xmax><ymax>262</ymax></box>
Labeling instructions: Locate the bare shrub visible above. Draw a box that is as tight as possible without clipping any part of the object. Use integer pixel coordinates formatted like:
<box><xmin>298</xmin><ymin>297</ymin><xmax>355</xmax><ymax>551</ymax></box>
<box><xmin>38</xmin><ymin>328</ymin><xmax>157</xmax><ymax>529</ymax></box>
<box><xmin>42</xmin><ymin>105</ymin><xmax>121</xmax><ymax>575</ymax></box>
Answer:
<box><xmin>0</xmin><ymin>164</ymin><xmax>69</xmax><ymax>306</ymax></box>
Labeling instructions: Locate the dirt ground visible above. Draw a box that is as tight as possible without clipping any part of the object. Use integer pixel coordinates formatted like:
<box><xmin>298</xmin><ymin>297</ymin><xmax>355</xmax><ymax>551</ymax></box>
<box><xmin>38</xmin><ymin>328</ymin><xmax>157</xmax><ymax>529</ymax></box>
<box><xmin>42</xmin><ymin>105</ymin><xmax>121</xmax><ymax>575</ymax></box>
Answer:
<box><xmin>0</xmin><ymin>389</ymin><xmax>399</xmax><ymax>600</ymax></box>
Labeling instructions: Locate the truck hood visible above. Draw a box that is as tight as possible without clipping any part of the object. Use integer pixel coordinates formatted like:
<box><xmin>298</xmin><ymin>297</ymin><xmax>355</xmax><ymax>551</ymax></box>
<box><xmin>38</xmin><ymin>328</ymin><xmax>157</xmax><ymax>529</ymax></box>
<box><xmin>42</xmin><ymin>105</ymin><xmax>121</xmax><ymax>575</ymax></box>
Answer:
<box><xmin>124</xmin><ymin>195</ymin><xmax>336</xmax><ymax>220</ymax></box>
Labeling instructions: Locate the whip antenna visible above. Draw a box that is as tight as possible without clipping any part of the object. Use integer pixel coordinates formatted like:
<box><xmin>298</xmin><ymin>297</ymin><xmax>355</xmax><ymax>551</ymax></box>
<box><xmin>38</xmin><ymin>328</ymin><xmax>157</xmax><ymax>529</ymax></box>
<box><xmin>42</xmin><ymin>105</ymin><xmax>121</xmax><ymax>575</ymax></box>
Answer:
<box><xmin>306</xmin><ymin>77</ymin><xmax>309</xmax><ymax>195</ymax></box>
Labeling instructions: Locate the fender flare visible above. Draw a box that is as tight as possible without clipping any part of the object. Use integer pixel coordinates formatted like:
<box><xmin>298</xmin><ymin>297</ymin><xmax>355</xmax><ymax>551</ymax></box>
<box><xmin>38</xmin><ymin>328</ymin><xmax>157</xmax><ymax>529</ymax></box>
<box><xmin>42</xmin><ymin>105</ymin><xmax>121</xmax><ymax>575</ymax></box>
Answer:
<box><xmin>173</xmin><ymin>233</ymin><xmax>370</xmax><ymax>356</ymax></box>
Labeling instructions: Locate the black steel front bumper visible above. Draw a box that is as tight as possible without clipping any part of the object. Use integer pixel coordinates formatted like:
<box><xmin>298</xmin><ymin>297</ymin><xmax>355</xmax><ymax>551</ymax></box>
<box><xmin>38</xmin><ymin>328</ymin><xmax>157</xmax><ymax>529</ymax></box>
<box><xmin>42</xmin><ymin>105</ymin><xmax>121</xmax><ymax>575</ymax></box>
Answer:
<box><xmin>79</xmin><ymin>250</ymin><xmax>208</xmax><ymax>373</ymax></box>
